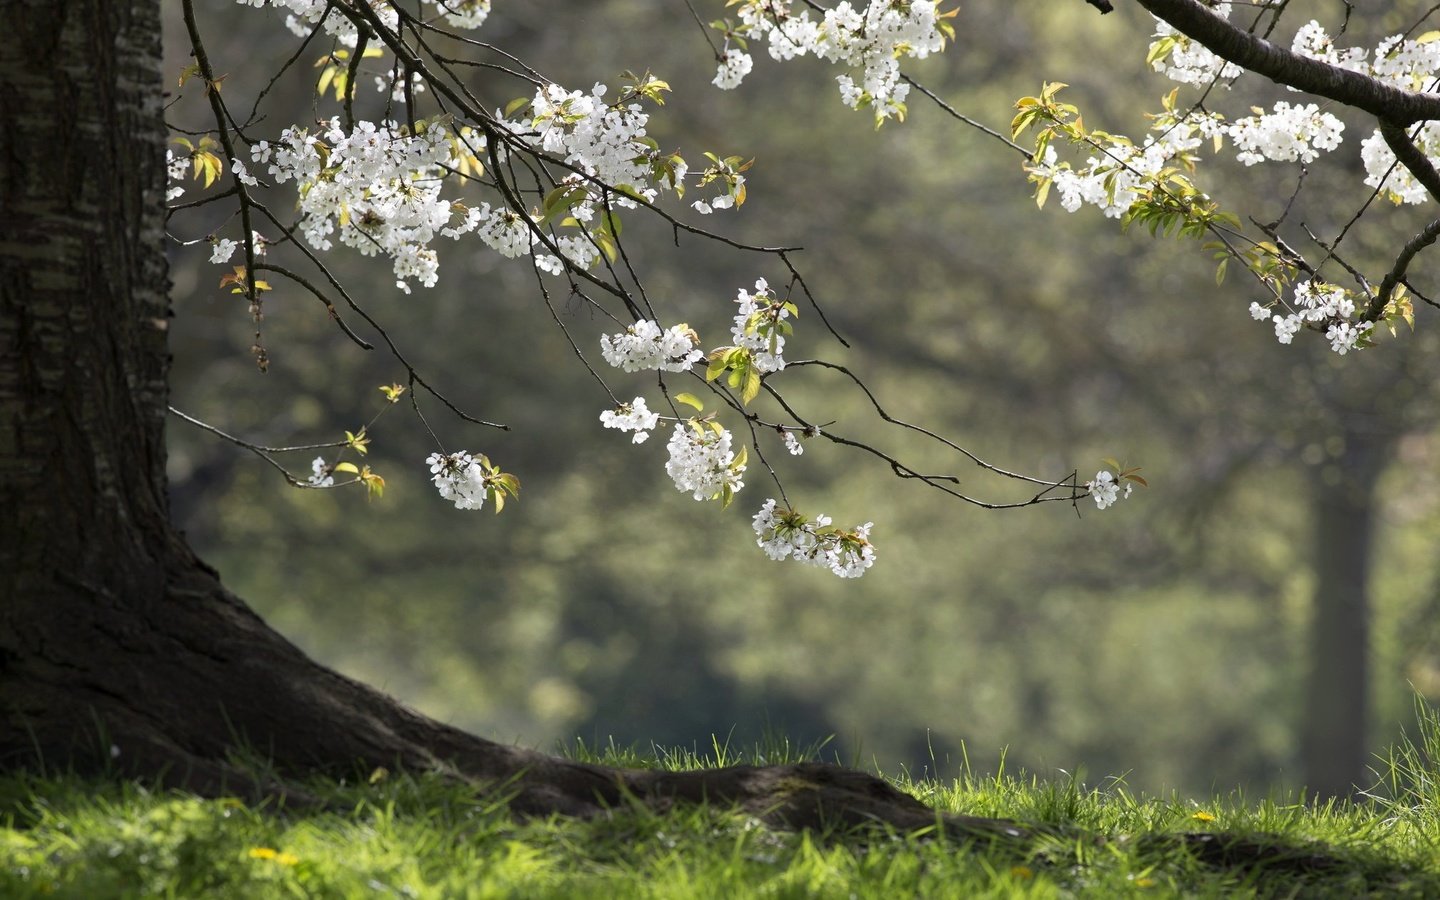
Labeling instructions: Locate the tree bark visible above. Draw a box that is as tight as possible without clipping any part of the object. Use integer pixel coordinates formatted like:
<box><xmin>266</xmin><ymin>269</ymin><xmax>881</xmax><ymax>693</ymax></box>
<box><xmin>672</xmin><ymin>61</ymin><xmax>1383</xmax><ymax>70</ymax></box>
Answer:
<box><xmin>1301</xmin><ymin>429</ymin><xmax>1389</xmax><ymax>800</ymax></box>
<box><xmin>0</xmin><ymin>0</ymin><xmax>1020</xmax><ymax>839</ymax></box>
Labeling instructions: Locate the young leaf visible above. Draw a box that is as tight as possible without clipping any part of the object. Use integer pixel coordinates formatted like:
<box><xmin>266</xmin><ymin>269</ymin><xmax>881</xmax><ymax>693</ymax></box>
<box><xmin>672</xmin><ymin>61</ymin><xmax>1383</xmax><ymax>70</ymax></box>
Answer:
<box><xmin>675</xmin><ymin>392</ymin><xmax>704</xmax><ymax>412</ymax></box>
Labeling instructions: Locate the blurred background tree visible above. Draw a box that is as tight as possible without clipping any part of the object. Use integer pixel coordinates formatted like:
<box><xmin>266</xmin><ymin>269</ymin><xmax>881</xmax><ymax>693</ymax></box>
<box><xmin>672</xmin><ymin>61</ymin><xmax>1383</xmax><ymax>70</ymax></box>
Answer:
<box><xmin>161</xmin><ymin>1</ymin><xmax>1440</xmax><ymax>798</ymax></box>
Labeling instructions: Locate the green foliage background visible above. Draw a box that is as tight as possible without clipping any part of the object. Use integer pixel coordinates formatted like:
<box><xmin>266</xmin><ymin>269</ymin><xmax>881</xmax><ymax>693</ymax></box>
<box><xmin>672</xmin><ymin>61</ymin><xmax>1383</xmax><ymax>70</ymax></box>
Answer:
<box><xmin>161</xmin><ymin>2</ymin><xmax>1440</xmax><ymax>796</ymax></box>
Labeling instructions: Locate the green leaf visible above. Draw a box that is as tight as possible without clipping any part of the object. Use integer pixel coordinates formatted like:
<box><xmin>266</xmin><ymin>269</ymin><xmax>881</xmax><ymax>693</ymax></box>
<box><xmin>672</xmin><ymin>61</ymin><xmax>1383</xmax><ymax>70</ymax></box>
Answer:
<box><xmin>741</xmin><ymin>368</ymin><xmax>761</xmax><ymax>405</ymax></box>
<box><xmin>363</xmin><ymin>472</ymin><xmax>385</xmax><ymax>499</ymax></box>
<box><xmin>333</xmin><ymin>462</ymin><xmax>359</xmax><ymax>475</ymax></box>
<box><xmin>1034</xmin><ymin>177</ymin><xmax>1052</xmax><ymax>209</ymax></box>
<box><xmin>675</xmin><ymin>392</ymin><xmax>704</xmax><ymax>412</ymax></box>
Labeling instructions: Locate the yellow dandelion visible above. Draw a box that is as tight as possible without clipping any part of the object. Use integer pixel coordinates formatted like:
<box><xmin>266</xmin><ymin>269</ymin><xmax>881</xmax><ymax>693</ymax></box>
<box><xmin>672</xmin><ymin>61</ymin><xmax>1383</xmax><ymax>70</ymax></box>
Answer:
<box><xmin>1191</xmin><ymin>811</ymin><xmax>1217</xmax><ymax>822</ymax></box>
<box><xmin>248</xmin><ymin>846</ymin><xmax>299</xmax><ymax>866</ymax></box>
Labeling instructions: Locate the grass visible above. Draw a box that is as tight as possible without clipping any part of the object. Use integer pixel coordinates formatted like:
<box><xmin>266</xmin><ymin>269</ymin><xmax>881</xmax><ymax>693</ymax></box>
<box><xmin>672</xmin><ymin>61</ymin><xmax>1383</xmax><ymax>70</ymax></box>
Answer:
<box><xmin>2</xmin><ymin>709</ymin><xmax>1438</xmax><ymax>899</ymax></box>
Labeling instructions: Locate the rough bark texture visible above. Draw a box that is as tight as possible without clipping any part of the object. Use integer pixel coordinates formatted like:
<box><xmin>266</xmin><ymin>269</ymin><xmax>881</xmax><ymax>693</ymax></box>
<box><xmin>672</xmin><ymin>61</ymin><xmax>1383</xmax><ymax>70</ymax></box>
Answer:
<box><xmin>0</xmin><ymin>0</ymin><xmax>1021</xmax><ymax>840</ymax></box>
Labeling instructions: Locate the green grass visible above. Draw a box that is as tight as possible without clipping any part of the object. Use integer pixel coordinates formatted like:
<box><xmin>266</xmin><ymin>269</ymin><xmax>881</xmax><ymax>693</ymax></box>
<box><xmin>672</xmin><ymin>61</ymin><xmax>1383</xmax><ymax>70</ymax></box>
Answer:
<box><xmin>2</xmin><ymin>710</ymin><xmax>1438</xmax><ymax>899</ymax></box>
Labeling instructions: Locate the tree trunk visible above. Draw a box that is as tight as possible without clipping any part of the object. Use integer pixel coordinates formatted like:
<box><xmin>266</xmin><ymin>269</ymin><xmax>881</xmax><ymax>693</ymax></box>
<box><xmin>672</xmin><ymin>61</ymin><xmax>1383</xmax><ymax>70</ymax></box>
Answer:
<box><xmin>1301</xmin><ymin>429</ymin><xmax>1389</xmax><ymax>800</ymax></box>
<box><xmin>0</xmin><ymin>0</ymin><xmax>1016</xmax><ymax>838</ymax></box>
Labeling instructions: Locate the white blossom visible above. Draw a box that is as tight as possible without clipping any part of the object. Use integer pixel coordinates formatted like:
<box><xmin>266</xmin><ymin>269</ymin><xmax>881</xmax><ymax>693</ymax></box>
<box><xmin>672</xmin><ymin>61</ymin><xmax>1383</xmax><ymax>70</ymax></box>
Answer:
<box><xmin>1273</xmin><ymin>314</ymin><xmax>1302</xmax><ymax>345</ymax></box>
<box><xmin>1089</xmin><ymin>471</ymin><xmax>1121</xmax><ymax>510</ymax></box>
<box><xmin>500</xmin><ymin>81</ymin><xmax>662</xmax><ymax>207</ymax></box>
<box><xmin>434</xmin><ymin>0</ymin><xmax>490</xmax><ymax>30</ymax></box>
<box><xmin>1326</xmin><ymin>321</ymin><xmax>1371</xmax><ymax>355</ymax></box>
<box><xmin>751</xmin><ymin>498</ymin><xmax>876</xmax><ymax>578</ymax></box>
<box><xmin>307</xmin><ymin>456</ymin><xmax>334</xmax><ymax>487</ymax></box>
<box><xmin>252</xmin><ymin>118</ymin><xmax>476</xmax><ymax>290</ymax></box>
<box><xmin>713</xmin><ymin>49</ymin><xmax>753</xmax><ymax>90</ymax></box>
<box><xmin>783</xmin><ymin>431</ymin><xmax>804</xmax><ymax>455</ymax></box>
<box><xmin>210</xmin><ymin>238</ymin><xmax>238</xmax><ymax>264</ymax></box>
<box><xmin>1227</xmin><ymin>102</ymin><xmax>1344</xmax><ymax>166</ymax></box>
<box><xmin>1149</xmin><ymin>4</ymin><xmax>1244</xmax><ymax>86</ymax></box>
<box><xmin>1361</xmin><ymin>122</ymin><xmax>1440</xmax><ymax>204</ymax></box>
<box><xmin>1290</xmin><ymin>20</ymin><xmax>1368</xmax><ymax>73</ymax></box>
<box><xmin>599</xmin><ymin>320</ymin><xmax>703</xmax><ymax>373</ymax></box>
<box><xmin>474</xmin><ymin>203</ymin><xmax>536</xmax><ymax>258</ymax></box>
<box><xmin>1259</xmin><ymin>280</ymin><xmax>1370</xmax><ymax>355</ymax></box>
<box><xmin>731</xmin><ymin>277</ymin><xmax>789</xmax><ymax>373</ymax></box>
<box><xmin>231</xmin><ymin>158</ymin><xmax>259</xmax><ymax>187</ymax></box>
<box><xmin>426</xmin><ymin>451</ymin><xmax>488</xmax><ymax>510</ymax></box>
<box><xmin>600</xmin><ymin>397</ymin><xmax>661</xmax><ymax>443</ymax></box>
<box><xmin>665</xmin><ymin>424</ymin><xmax>744</xmax><ymax>501</ymax></box>
<box><xmin>728</xmin><ymin>0</ymin><xmax>946</xmax><ymax>122</ymax></box>
<box><xmin>165</xmin><ymin>149</ymin><xmax>187</xmax><ymax>201</ymax></box>
<box><xmin>236</xmin><ymin>0</ymin><xmax>395</xmax><ymax>46</ymax></box>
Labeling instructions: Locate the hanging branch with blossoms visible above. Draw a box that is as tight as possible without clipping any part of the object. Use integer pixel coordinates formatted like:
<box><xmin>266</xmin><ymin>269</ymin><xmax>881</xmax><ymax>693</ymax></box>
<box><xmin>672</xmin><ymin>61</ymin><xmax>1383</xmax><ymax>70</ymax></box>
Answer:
<box><xmin>176</xmin><ymin>0</ymin><xmax>1382</xmax><ymax>585</ymax></box>
<box><xmin>711</xmin><ymin>0</ymin><xmax>1440</xmax><ymax>357</ymax></box>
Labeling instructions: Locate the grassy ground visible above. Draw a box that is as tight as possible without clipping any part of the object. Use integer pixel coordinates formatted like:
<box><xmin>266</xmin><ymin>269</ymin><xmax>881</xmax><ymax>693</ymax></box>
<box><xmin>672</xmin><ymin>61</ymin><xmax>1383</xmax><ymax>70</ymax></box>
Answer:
<box><xmin>2</xmin><ymin>713</ymin><xmax>1437</xmax><ymax>899</ymax></box>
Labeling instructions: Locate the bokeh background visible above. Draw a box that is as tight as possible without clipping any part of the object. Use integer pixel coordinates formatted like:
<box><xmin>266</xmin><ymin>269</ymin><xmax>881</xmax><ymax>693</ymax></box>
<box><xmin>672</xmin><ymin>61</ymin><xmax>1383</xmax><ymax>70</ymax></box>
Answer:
<box><xmin>162</xmin><ymin>2</ymin><xmax>1440</xmax><ymax>798</ymax></box>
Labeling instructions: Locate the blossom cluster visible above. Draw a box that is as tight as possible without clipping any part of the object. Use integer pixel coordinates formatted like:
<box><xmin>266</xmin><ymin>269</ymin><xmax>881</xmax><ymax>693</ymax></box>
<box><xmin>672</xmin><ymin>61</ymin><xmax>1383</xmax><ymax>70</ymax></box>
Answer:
<box><xmin>1290</xmin><ymin>20</ymin><xmax>1440</xmax><ymax>200</ymax></box>
<box><xmin>235</xmin><ymin>0</ymin><xmax>398</xmax><ymax>47</ymax></box>
<box><xmin>210</xmin><ymin>238</ymin><xmax>238</xmax><ymax>264</ymax></box>
<box><xmin>425</xmin><ymin>451</ymin><xmax>490</xmax><ymax>510</ymax></box>
<box><xmin>1148</xmin><ymin>4</ymin><xmax>1244</xmax><ymax>86</ymax></box>
<box><xmin>236</xmin><ymin>0</ymin><xmax>491</xmax><ymax>46</ymax></box>
<box><xmin>237</xmin><ymin>1</ymin><xmax>738</xmax><ymax>283</ymax></box>
<box><xmin>599</xmin><ymin>320</ymin><xmax>704</xmax><ymax>372</ymax></box>
<box><xmin>492</xmin><ymin>80</ymin><xmax>736</xmax><ymax>263</ymax></box>
<box><xmin>599</xmin><ymin>397</ymin><xmax>660</xmax><ymax>443</ymax></box>
<box><xmin>436</xmin><ymin>0</ymin><xmax>491</xmax><ymax>31</ymax></box>
<box><xmin>1149</xmin><ymin>15</ymin><xmax>1440</xmax><ymax>199</ymax></box>
<box><xmin>1289</xmin><ymin>20</ymin><xmax>1370</xmax><ymax>74</ymax></box>
<box><xmin>664</xmin><ymin>424</ymin><xmax>745</xmax><ymax>502</ymax></box>
<box><xmin>1251</xmin><ymin>280</ymin><xmax>1373</xmax><ymax>354</ymax></box>
<box><xmin>718</xmin><ymin>1</ymin><xmax>950</xmax><ymax>122</ymax></box>
<box><xmin>307</xmin><ymin>456</ymin><xmax>334</xmax><ymax>488</ymax></box>
<box><xmin>251</xmin><ymin>119</ymin><xmax>483</xmax><ymax>292</ymax></box>
<box><xmin>1361</xmin><ymin>122</ymin><xmax>1440</xmax><ymax>205</ymax></box>
<box><xmin>1291</xmin><ymin>19</ymin><xmax>1440</xmax><ymax>90</ymax></box>
<box><xmin>206</xmin><ymin>232</ymin><xmax>266</xmax><ymax>265</ymax></box>
<box><xmin>1227</xmin><ymin>102</ymin><xmax>1343</xmax><ymax>167</ymax></box>
<box><xmin>473</xmin><ymin>202</ymin><xmax>538</xmax><ymax>259</ymax></box>
<box><xmin>165</xmin><ymin>149</ymin><xmax>188</xmax><ymax>201</ymax></box>
<box><xmin>1027</xmin><ymin>114</ymin><xmax>1214</xmax><ymax>219</ymax></box>
<box><xmin>1087</xmin><ymin>470</ymin><xmax>1132</xmax><ymax>511</ymax></box>
<box><xmin>730</xmin><ymin>278</ymin><xmax>791</xmax><ymax>373</ymax></box>
<box><xmin>752</xmin><ymin>499</ymin><xmax>876</xmax><ymax>578</ymax></box>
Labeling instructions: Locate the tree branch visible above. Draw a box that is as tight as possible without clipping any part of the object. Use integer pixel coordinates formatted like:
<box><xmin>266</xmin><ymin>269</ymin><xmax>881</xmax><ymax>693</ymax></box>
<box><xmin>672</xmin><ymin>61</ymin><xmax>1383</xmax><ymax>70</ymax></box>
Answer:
<box><xmin>1363</xmin><ymin>121</ymin><xmax>1440</xmax><ymax>320</ymax></box>
<box><xmin>1133</xmin><ymin>0</ymin><xmax>1440</xmax><ymax>124</ymax></box>
<box><xmin>1380</xmin><ymin>119</ymin><xmax>1440</xmax><ymax>205</ymax></box>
